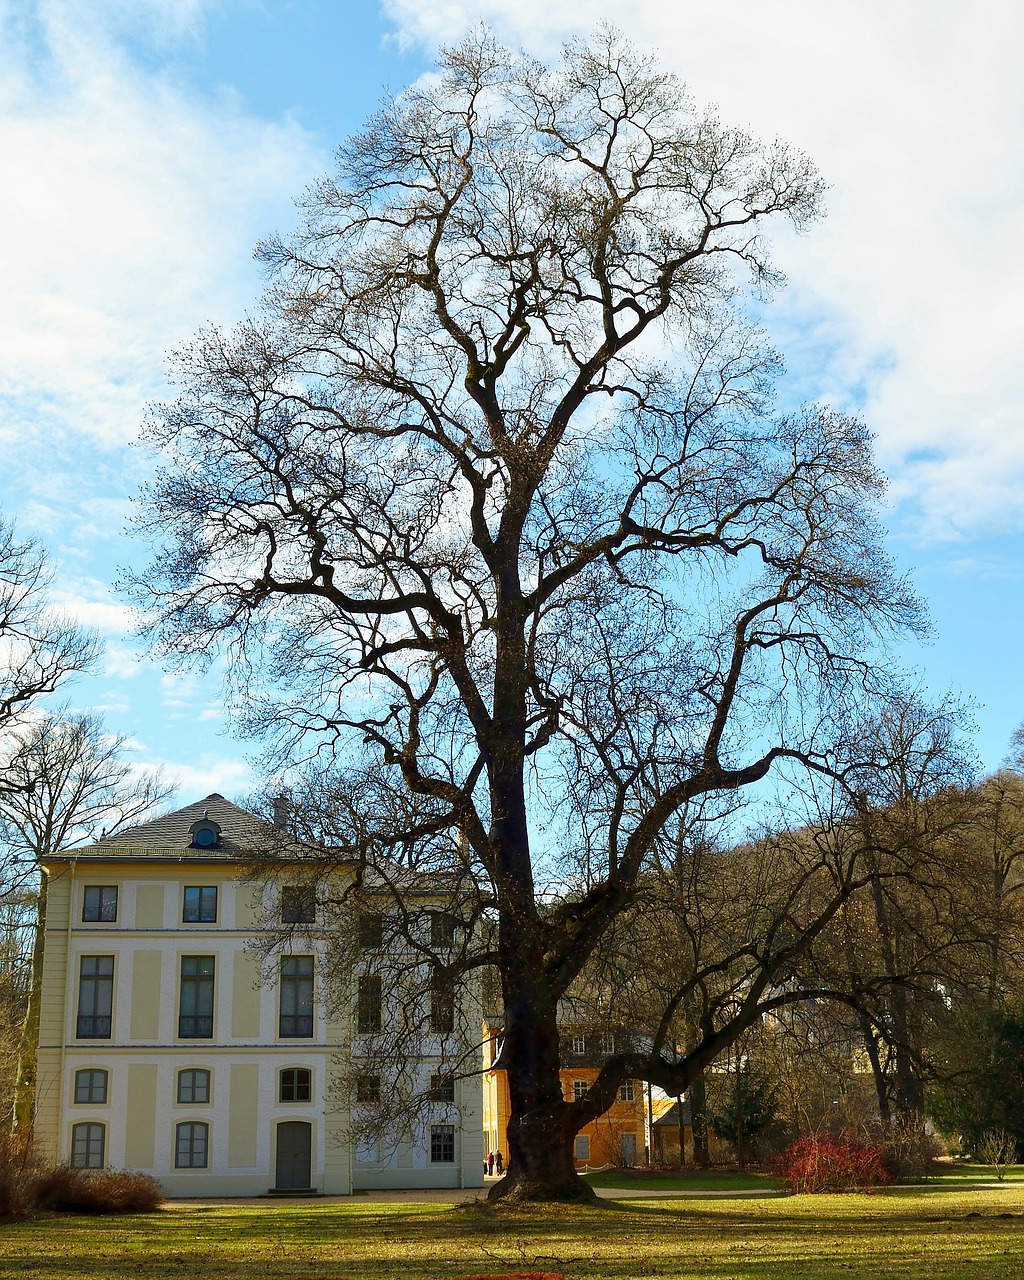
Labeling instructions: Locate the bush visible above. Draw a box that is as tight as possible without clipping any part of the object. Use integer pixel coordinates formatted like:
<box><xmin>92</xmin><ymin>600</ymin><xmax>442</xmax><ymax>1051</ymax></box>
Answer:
<box><xmin>0</xmin><ymin>1138</ymin><xmax>164</xmax><ymax>1219</ymax></box>
<box><xmin>774</xmin><ymin>1132</ymin><xmax>895</xmax><ymax>1193</ymax></box>
<box><xmin>36</xmin><ymin>1166</ymin><xmax>165</xmax><ymax>1214</ymax></box>
<box><xmin>0</xmin><ymin>1135</ymin><xmax>43</xmax><ymax>1220</ymax></box>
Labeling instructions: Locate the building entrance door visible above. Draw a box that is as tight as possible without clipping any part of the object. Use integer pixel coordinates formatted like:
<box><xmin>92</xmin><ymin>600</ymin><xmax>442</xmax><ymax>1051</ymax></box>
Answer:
<box><xmin>275</xmin><ymin>1121</ymin><xmax>312</xmax><ymax>1190</ymax></box>
<box><xmin>621</xmin><ymin>1132</ymin><xmax>637</xmax><ymax>1166</ymax></box>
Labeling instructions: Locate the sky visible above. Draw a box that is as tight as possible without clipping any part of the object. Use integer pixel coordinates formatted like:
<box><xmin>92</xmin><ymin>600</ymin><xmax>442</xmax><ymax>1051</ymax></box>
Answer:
<box><xmin>0</xmin><ymin>0</ymin><xmax>1021</xmax><ymax>806</ymax></box>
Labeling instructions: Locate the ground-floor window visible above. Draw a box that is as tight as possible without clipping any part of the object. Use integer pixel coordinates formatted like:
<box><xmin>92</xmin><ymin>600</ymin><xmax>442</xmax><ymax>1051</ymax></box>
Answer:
<box><xmin>71</xmin><ymin>1122</ymin><xmax>105</xmax><ymax>1168</ymax></box>
<box><xmin>574</xmin><ymin>1134</ymin><xmax>590</xmax><ymax>1161</ymax></box>
<box><xmin>175</xmin><ymin>1121</ymin><xmax>209</xmax><ymax>1168</ymax></box>
<box><xmin>430</xmin><ymin>1124</ymin><xmax>455</xmax><ymax>1163</ymax></box>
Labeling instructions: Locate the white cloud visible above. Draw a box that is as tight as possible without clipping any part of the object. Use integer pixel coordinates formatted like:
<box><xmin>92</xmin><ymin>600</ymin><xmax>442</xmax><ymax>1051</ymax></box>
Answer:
<box><xmin>382</xmin><ymin>0</ymin><xmax>1024</xmax><ymax>540</ymax></box>
<box><xmin>50</xmin><ymin>579</ymin><xmax>138</xmax><ymax>635</ymax></box>
<box><xmin>148</xmin><ymin>751</ymin><xmax>253</xmax><ymax>799</ymax></box>
<box><xmin>0</xmin><ymin>0</ymin><xmax>324</xmax><ymax>462</ymax></box>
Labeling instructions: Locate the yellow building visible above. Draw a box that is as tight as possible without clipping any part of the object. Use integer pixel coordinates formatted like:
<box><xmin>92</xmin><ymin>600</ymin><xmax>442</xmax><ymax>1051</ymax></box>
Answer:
<box><xmin>33</xmin><ymin>794</ymin><xmax>484</xmax><ymax>1195</ymax></box>
<box><xmin>482</xmin><ymin>1022</ymin><xmax>646</xmax><ymax>1169</ymax></box>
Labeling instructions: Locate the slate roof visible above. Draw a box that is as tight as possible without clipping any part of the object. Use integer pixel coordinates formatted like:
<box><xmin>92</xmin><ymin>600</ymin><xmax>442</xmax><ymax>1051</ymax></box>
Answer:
<box><xmin>652</xmin><ymin>1098</ymin><xmax>693</xmax><ymax>1127</ymax></box>
<box><xmin>49</xmin><ymin>793</ymin><xmax>306</xmax><ymax>862</ymax></box>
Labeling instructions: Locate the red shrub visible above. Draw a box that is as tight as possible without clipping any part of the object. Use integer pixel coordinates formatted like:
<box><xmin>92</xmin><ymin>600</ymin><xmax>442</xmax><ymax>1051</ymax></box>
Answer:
<box><xmin>774</xmin><ymin>1132</ymin><xmax>895</xmax><ymax>1194</ymax></box>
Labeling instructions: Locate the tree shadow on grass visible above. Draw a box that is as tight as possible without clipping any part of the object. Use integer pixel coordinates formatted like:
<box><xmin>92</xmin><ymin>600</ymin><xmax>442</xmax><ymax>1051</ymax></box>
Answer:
<box><xmin>3</xmin><ymin>1194</ymin><xmax>1023</xmax><ymax>1280</ymax></box>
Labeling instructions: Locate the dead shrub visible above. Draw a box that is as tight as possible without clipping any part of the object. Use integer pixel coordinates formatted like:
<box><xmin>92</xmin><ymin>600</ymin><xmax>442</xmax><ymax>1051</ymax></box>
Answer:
<box><xmin>36</xmin><ymin>1166</ymin><xmax>165</xmax><ymax>1213</ymax></box>
<box><xmin>0</xmin><ymin>1136</ymin><xmax>164</xmax><ymax>1219</ymax></box>
<box><xmin>0</xmin><ymin>1135</ymin><xmax>44</xmax><ymax>1220</ymax></box>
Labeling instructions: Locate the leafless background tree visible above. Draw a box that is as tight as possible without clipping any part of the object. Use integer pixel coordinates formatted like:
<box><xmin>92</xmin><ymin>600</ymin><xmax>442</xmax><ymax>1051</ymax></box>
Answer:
<box><xmin>1</xmin><ymin>713</ymin><xmax>173</xmax><ymax>1132</ymax></box>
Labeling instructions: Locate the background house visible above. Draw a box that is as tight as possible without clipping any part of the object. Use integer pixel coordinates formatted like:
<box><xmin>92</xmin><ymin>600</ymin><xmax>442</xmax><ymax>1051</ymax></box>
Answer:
<box><xmin>33</xmin><ymin>794</ymin><xmax>484</xmax><ymax>1195</ymax></box>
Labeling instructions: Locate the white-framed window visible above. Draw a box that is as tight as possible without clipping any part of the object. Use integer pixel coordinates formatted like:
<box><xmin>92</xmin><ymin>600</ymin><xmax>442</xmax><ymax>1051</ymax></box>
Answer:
<box><xmin>430</xmin><ymin>1124</ymin><xmax>455</xmax><ymax>1163</ymax></box>
<box><xmin>571</xmin><ymin>1035</ymin><xmax>587</xmax><ymax>1055</ymax></box>
<box><xmin>572</xmin><ymin>1078</ymin><xmax>588</xmax><ymax>1101</ymax></box>
<box><xmin>618</xmin><ymin>1080</ymin><xmax>635</xmax><ymax>1102</ymax></box>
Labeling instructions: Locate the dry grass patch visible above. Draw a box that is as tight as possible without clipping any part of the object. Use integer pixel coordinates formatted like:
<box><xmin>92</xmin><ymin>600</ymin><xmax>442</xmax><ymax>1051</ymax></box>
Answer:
<box><xmin>1</xmin><ymin>1185</ymin><xmax>1024</xmax><ymax>1279</ymax></box>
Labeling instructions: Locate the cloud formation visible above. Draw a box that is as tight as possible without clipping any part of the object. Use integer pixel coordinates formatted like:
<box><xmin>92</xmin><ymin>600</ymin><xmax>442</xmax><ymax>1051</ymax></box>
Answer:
<box><xmin>0</xmin><ymin>0</ymin><xmax>322</xmax><ymax>460</ymax></box>
<box><xmin>383</xmin><ymin>0</ymin><xmax>1024</xmax><ymax>540</ymax></box>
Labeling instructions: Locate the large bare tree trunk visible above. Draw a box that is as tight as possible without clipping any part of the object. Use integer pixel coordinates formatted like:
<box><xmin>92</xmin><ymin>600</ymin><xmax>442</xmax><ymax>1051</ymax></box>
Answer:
<box><xmin>490</xmin><ymin>968</ymin><xmax>594</xmax><ymax>1202</ymax></box>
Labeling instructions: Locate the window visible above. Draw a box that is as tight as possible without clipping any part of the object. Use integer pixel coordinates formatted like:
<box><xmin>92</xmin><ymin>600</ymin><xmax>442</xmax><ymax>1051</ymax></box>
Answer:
<box><xmin>281</xmin><ymin>886</ymin><xmax>315</xmax><ymax>924</ymax></box>
<box><xmin>430</xmin><ymin>1124</ymin><xmax>455</xmax><ymax>1163</ymax></box>
<box><xmin>356</xmin><ymin>974</ymin><xmax>382</xmax><ymax>1034</ymax></box>
<box><xmin>175</xmin><ymin>1121</ymin><xmax>208</xmax><ymax>1168</ymax></box>
<box><xmin>571</xmin><ymin>1035</ymin><xmax>587</xmax><ymax>1055</ymax></box>
<box><xmin>177</xmin><ymin>1069</ymin><xmax>211</xmax><ymax>1104</ymax></box>
<box><xmin>428</xmin><ymin>1073</ymin><xmax>455</xmax><ymax>1103</ymax></box>
<box><xmin>76</xmin><ymin>956</ymin><xmax>113</xmax><ymax>1038</ymax></box>
<box><xmin>357</xmin><ymin>913</ymin><xmax>383</xmax><ymax>950</ymax></box>
<box><xmin>572</xmin><ymin>1079</ymin><xmax>588</xmax><ymax>1102</ymax></box>
<box><xmin>178</xmin><ymin>956</ymin><xmax>215</xmax><ymax>1037</ymax></box>
<box><xmin>574</xmin><ymin>1134</ymin><xmax>590</xmax><ymax>1161</ymax></box>
<box><xmin>82</xmin><ymin>886</ymin><xmax>117</xmax><ymax>922</ymax></box>
<box><xmin>599</xmin><ymin>1032</ymin><xmax>616</xmax><ymax>1055</ymax></box>
<box><xmin>74</xmin><ymin>1069</ymin><xmax>108</xmax><ymax>1104</ymax></box>
<box><xmin>279</xmin><ymin>956</ymin><xmax>314</xmax><ymax>1037</ymax></box>
<box><xmin>429</xmin><ymin>973</ymin><xmax>454</xmax><ymax>1034</ymax></box>
<box><xmin>429</xmin><ymin>911</ymin><xmax>456</xmax><ymax>948</ymax></box>
<box><xmin>618</xmin><ymin>1080</ymin><xmax>635</xmax><ymax>1102</ymax></box>
<box><xmin>355</xmin><ymin>1074</ymin><xmax>381</xmax><ymax>1105</ymax></box>
<box><xmin>71</xmin><ymin>1122</ymin><xmax>105</xmax><ymax>1168</ymax></box>
<box><xmin>183</xmin><ymin>886</ymin><xmax>217</xmax><ymax>923</ymax></box>
<box><xmin>280</xmin><ymin>1068</ymin><xmax>311</xmax><ymax>1103</ymax></box>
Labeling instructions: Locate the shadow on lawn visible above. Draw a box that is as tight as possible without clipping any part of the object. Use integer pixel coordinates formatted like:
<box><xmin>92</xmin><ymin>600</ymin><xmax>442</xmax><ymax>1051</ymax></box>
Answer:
<box><xmin>2</xmin><ymin>1194</ymin><xmax>1023</xmax><ymax>1280</ymax></box>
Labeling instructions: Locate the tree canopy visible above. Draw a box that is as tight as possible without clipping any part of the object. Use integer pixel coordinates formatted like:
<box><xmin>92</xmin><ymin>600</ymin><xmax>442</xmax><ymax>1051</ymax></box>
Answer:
<box><xmin>133</xmin><ymin>29</ymin><xmax>938</xmax><ymax>1200</ymax></box>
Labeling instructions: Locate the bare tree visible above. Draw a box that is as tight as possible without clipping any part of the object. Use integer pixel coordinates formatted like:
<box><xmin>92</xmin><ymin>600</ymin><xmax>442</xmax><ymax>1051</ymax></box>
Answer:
<box><xmin>131</xmin><ymin>30</ymin><xmax>933</xmax><ymax>1200</ymax></box>
<box><xmin>0</xmin><ymin>517</ymin><xmax>97</xmax><ymax>792</ymax></box>
<box><xmin>1</xmin><ymin>713</ymin><xmax>174</xmax><ymax>1132</ymax></box>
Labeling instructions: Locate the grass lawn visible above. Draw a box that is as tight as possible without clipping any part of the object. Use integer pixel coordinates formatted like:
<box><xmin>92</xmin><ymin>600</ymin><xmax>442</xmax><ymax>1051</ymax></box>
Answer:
<box><xmin>3</xmin><ymin>1185</ymin><xmax>1024</xmax><ymax>1280</ymax></box>
<box><xmin>583</xmin><ymin>1167</ymin><xmax>782</xmax><ymax>1191</ymax></box>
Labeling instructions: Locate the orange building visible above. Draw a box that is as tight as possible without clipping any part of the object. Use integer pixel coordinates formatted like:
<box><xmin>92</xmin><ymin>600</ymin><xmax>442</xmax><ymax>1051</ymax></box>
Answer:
<box><xmin>482</xmin><ymin>1023</ymin><xmax>647</xmax><ymax>1169</ymax></box>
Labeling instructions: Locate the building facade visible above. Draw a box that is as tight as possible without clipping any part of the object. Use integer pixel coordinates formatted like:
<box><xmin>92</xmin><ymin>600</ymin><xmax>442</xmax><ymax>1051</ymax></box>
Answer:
<box><xmin>33</xmin><ymin>794</ymin><xmax>483</xmax><ymax>1196</ymax></box>
<box><xmin>482</xmin><ymin>1022</ymin><xmax>648</xmax><ymax>1170</ymax></box>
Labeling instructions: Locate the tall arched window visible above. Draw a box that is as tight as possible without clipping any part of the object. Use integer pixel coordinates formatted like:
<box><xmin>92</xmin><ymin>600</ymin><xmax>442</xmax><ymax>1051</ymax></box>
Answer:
<box><xmin>175</xmin><ymin>1121</ymin><xmax>209</xmax><ymax>1168</ymax></box>
<box><xmin>71</xmin><ymin>1122</ymin><xmax>105</xmax><ymax>1168</ymax></box>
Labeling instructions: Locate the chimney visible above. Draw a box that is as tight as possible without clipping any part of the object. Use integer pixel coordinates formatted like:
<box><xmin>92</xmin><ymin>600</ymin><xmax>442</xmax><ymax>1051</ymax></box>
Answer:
<box><xmin>272</xmin><ymin>795</ymin><xmax>289</xmax><ymax>829</ymax></box>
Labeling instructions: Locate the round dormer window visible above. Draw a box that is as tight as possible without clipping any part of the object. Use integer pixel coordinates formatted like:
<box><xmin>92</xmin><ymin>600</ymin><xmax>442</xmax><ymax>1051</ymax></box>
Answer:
<box><xmin>188</xmin><ymin>813</ymin><xmax>222</xmax><ymax>849</ymax></box>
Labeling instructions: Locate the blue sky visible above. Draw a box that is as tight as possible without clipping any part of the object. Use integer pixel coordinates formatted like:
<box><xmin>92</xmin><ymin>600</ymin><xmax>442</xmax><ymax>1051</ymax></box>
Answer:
<box><xmin>1</xmin><ymin>0</ymin><xmax>1022</xmax><ymax>804</ymax></box>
